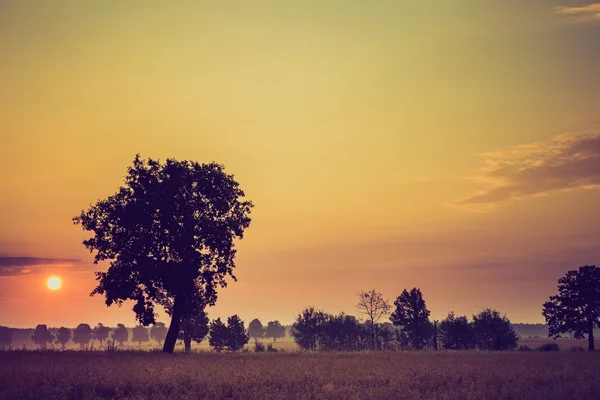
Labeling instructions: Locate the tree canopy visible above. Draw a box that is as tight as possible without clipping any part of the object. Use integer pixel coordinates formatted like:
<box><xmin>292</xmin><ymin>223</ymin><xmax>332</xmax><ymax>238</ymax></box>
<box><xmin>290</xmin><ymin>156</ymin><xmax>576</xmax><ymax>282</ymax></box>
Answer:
<box><xmin>56</xmin><ymin>327</ymin><xmax>72</xmax><ymax>349</ymax></box>
<box><xmin>265</xmin><ymin>321</ymin><xmax>286</xmax><ymax>343</ymax></box>
<box><xmin>93</xmin><ymin>323</ymin><xmax>111</xmax><ymax>346</ymax></box>
<box><xmin>132</xmin><ymin>325</ymin><xmax>150</xmax><ymax>346</ymax></box>
<box><xmin>31</xmin><ymin>324</ymin><xmax>54</xmax><ymax>349</ymax></box>
<box><xmin>356</xmin><ymin>289</ymin><xmax>391</xmax><ymax>350</ymax></box>
<box><xmin>73</xmin><ymin>324</ymin><xmax>93</xmax><ymax>349</ymax></box>
<box><xmin>73</xmin><ymin>155</ymin><xmax>253</xmax><ymax>352</ymax></box>
<box><xmin>472</xmin><ymin>309</ymin><xmax>518</xmax><ymax>351</ymax></box>
<box><xmin>179</xmin><ymin>307</ymin><xmax>209</xmax><ymax>353</ymax></box>
<box><xmin>248</xmin><ymin>319</ymin><xmax>264</xmax><ymax>340</ymax></box>
<box><xmin>112</xmin><ymin>323</ymin><xmax>129</xmax><ymax>346</ymax></box>
<box><xmin>543</xmin><ymin>265</ymin><xmax>600</xmax><ymax>351</ymax></box>
<box><xmin>0</xmin><ymin>326</ymin><xmax>12</xmax><ymax>349</ymax></box>
<box><xmin>390</xmin><ymin>288</ymin><xmax>432</xmax><ymax>350</ymax></box>
<box><xmin>439</xmin><ymin>312</ymin><xmax>475</xmax><ymax>350</ymax></box>
<box><xmin>151</xmin><ymin>322</ymin><xmax>168</xmax><ymax>345</ymax></box>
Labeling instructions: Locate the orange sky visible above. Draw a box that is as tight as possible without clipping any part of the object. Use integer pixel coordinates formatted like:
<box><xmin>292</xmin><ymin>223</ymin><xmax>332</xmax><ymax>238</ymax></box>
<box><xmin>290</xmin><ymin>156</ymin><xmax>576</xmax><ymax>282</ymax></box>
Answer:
<box><xmin>1</xmin><ymin>1</ymin><xmax>599</xmax><ymax>328</ymax></box>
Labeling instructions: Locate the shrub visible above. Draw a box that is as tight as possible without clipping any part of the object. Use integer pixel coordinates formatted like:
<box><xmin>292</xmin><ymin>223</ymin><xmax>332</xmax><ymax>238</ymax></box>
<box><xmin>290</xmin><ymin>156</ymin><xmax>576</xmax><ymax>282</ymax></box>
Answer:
<box><xmin>266</xmin><ymin>343</ymin><xmax>278</xmax><ymax>353</ymax></box>
<box><xmin>518</xmin><ymin>345</ymin><xmax>533</xmax><ymax>352</ymax></box>
<box><xmin>254</xmin><ymin>341</ymin><xmax>265</xmax><ymax>353</ymax></box>
<box><xmin>536</xmin><ymin>343</ymin><xmax>559</xmax><ymax>352</ymax></box>
<box><xmin>570</xmin><ymin>345</ymin><xmax>585</xmax><ymax>352</ymax></box>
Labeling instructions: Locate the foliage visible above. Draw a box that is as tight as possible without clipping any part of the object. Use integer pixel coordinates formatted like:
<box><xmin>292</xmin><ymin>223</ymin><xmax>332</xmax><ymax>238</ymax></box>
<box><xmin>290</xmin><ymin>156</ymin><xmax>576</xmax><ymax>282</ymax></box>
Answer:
<box><xmin>291</xmin><ymin>307</ymin><xmax>328</xmax><ymax>351</ymax></box>
<box><xmin>111</xmin><ymin>324</ymin><xmax>129</xmax><ymax>346</ymax></box>
<box><xmin>150</xmin><ymin>323</ymin><xmax>168</xmax><ymax>345</ymax></box>
<box><xmin>73</xmin><ymin>324</ymin><xmax>93</xmax><ymax>349</ymax></box>
<box><xmin>93</xmin><ymin>323</ymin><xmax>111</xmax><ymax>346</ymax></box>
<box><xmin>543</xmin><ymin>265</ymin><xmax>600</xmax><ymax>351</ymax></box>
<box><xmin>226</xmin><ymin>315</ymin><xmax>249</xmax><ymax>352</ymax></box>
<box><xmin>31</xmin><ymin>325</ymin><xmax>54</xmax><ymax>349</ymax></box>
<box><xmin>518</xmin><ymin>345</ymin><xmax>533</xmax><ymax>352</ymax></box>
<box><xmin>264</xmin><ymin>321</ymin><xmax>286</xmax><ymax>343</ymax></box>
<box><xmin>536</xmin><ymin>342</ymin><xmax>560</xmax><ymax>352</ymax></box>
<box><xmin>254</xmin><ymin>340</ymin><xmax>265</xmax><ymax>352</ymax></box>
<box><xmin>179</xmin><ymin>307</ymin><xmax>209</xmax><ymax>353</ymax></box>
<box><xmin>356</xmin><ymin>289</ymin><xmax>392</xmax><ymax>349</ymax></box>
<box><xmin>132</xmin><ymin>326</ymin><xmax>150</xmax><ymax>346</ymax></box>
<box><xmin>55</xmin><ymin>327</ymin><xmax>72</xmax><ymax>349</ymax></box>
<box><xmin>266</xmin><ymin>343</ymin><xmax>278</xmax><ymax>353</ymax></box>
<box><xmin>208</xmin><ymin>318</ymin><xmax>228</xmax><ymax>352</ymax></box>
<box><xmin>390</xmin><ymin>288</ymin><xmax>433</xmax><ymax>350</ymax></box>
<box><xmin>0</xmin><ymin>326</ymin><xmax>12</xmax><ymax>349</ymax></box>
<box><xmin>472</xmin><ymin>309</ymin><xmax>518</xmax><ymax>351</ymax></box>
<box><xmin>248</xmin><ymin>319</ymin><xmax>264</xmax><ymax>340</ymax></box>
<box><xmin>439</xmin><ymin>312</ymin><xmax>476</xmax><ymax>350</ymax></box>
<box><xmin>73</xmin><ymin>155</ymin><xmax>253</xmax><ymax>352</ymax></box>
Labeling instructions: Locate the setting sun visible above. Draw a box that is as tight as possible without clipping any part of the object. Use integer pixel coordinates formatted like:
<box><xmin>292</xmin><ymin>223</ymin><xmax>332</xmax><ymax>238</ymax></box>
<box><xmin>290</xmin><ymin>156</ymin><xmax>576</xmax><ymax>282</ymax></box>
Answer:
<box><xmin>46</xmin><ymin>276</ymin><xmax>62</xmax><ymax>291</ymax></box>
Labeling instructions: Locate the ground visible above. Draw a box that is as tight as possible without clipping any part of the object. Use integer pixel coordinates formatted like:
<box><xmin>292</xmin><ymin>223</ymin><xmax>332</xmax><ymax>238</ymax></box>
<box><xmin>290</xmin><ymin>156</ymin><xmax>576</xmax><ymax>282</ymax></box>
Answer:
<box><xmin>2</xmin><ymin>350</ymin><xmax>600</xmax><ymax>400</ymax></box>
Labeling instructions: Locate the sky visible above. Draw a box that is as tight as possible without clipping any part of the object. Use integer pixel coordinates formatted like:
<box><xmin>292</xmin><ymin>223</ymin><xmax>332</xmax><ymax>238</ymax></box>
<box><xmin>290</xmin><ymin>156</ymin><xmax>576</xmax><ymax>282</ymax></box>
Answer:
<box><xmin>1</xmin><ymin>0</ymin><xmax>599</xmax><ymax>328</ymax></box>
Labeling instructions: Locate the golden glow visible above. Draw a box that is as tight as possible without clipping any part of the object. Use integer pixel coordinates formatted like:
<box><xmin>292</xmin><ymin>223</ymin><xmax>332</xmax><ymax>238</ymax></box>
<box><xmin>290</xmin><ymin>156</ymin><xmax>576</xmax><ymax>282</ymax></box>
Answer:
<box><xmin>47</xmin><ymin>276</ymin><xmax>62</xmax><ymax>291</ymax></box>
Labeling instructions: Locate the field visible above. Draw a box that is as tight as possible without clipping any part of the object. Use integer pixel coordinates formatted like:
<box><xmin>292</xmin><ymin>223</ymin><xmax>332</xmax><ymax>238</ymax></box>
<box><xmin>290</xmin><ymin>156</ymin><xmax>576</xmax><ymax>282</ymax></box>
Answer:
<box><xmin>2</xmin><ymin>350</ymin><xmax>600</xmax><ymax>400</ymax></box>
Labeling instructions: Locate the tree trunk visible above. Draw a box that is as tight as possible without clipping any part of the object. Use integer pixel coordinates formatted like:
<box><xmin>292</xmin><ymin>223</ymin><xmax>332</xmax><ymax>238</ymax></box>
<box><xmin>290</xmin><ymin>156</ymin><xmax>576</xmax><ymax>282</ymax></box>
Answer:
<box><xmin>163</xmin><ymin>296</ymin><xmax>183</xmax><ymax>353</ymax></box>
<box><xmin>184</xmin><ymin>337</ymin><xmax>191</xmax><ymax>353</ymax></box>
<box><xmin>588</xmin><ymin>319</ymin><xmax>595</xmax><ymax>352</ymax></box>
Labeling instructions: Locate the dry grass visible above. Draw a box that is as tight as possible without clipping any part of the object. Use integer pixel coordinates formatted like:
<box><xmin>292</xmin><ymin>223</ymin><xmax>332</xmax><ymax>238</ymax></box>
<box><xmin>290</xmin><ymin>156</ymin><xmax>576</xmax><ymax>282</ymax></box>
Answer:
<box><xmin>2</xmin><ymin>351</ymin><xmax>600</xmax><ymax>399</ymax></box>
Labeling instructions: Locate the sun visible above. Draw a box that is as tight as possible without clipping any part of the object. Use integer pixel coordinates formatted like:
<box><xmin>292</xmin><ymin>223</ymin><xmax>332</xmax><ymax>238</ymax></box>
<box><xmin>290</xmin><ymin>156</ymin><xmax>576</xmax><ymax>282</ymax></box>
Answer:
<box><xmin>47</xmin><ymin>276</ymin><xmax>62</xmax><ymax>291</ymax></box>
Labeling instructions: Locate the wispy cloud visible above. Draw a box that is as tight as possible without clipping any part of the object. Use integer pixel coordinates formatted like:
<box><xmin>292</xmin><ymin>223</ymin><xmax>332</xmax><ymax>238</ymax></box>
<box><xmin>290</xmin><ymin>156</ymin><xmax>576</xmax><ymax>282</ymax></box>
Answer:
<box><xmin>0</xmin><ymin>257</ymin><xmax>84</xmax><ymax>277</ymax></box>
<box><xmin>555</xmin><ymin>3</ymin><xmax>600</xmax><ymax>22</ymax></box>
<box><xmin>457</xmin><ymin>129</ymin><xmax>600</xmax><ymax>209</ymax></box>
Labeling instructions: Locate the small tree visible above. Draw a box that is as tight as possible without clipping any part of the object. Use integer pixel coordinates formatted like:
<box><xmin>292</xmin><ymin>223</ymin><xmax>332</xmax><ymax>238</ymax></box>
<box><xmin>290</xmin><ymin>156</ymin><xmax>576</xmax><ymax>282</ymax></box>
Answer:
<box><xmin>356</xmin><ymin>289</ymin><xmax>392</xmax><ymax>350</ymax></box>
<box><xmin>32</xmin><ymin>324</ymin><xmax>55</xmax><ymax>350</ymax></box>
<box><xmin>0</xmin><ymin>326</ymin><xmax>13</xmax><ymax>349</ymax></box>
<box><xmin>226</xmin><ymin>315</ymin><xmax>249</xmax><ymax>351</ymax></box>
<box><xmin>208</xmin><ymin>318</ymin><xmax>228</xmax><ymax>352</ymax></box>
<box><xmin>112</xmin><ymin>323</ymin><xmax>129</xmax><ymax>346</ymax></box>
<box><xmin>73</xmin><ymin>324</ymin><xmax>93</xmax><ymax>349</ymax></box>
<box><xmin>265</xmin><ymin>321</ymin><xmax>286</xmax><ymax>343</ymax></box>
<box><xmin>93</xmin><ymin>323</ymin><xmax>111</xmax><ymax>347</ymax></box>
<box><xmin>472</xmin><ymin>309</ymin><xmax>518</xmax><ymax>351</ymax></box>
<box><xmin>179</xmin><ymin>308</ymin><xmax>209</xmax><ymax>353</ymax></box>
<box><xmin>291</xmin><ymin>307</ymin><xmax>328</xmax><ymax>351</ymax></box>
<box><xmin>132</xmin><ymin>325</ymin><xmax>150</xmax><ymax>347</ymax></box>
<box><xmin>55</xmin><ymin>327</ymin><xmax>72</xmax><ymax>350</ymax></box>
<box><xmin>439</xmin><ymin>312</ymin><xmax>476</xmax><ymax>350</ymax></box>
<box><xmin>543</xmin><ymin>265</ymin><xmax>600</xmax><ymax>351</ymax></box>
<box><xmin>150</xmin><ymin>322</ymin><xmax>168</xmax><ymax>346</ymax></box>
<box><xmin>248</xmin><ymin>319</ymin><xmax>264</xmax><ymax>340</ymax></box>
<box><xmin>390</xmin><ymin>288</ymin><xmax>432</xmax><ymax>350</ymax></box>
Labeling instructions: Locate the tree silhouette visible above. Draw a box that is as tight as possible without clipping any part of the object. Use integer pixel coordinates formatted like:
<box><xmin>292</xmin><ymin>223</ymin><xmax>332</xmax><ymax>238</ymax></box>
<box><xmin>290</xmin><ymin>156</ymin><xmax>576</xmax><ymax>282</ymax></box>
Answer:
<box><xmin>179</xmin><ymin>308</ymin><xmax>209</xmax><ymax>353</ymax></box>
<box><xmin>73</xmin><ymin>155</ymin><xmax>253</xmax><ymax>353</ymax></box>
<box><xmin>111</xmin><ymin>323</ymin><xmax>129</xmax><ymax>346</ymax></box>
<box><xmin>543</xmin><ymin>265</ymin><xmax>600</xmax><ymax>351</ymax></box>
<box><xmin>0</xmin><ymin>326</ymin><xmax>12</xmax><ymax>349</ymax></box>
<box><xmin>55</xmin><ymin>327</ymin><xmax>72</xmax><ymax>350</ymax></box>
<box><xmin>291</xmin><ymin>307</ymin><xmax>328</xmax><ymax>351</ymax></box>
<box><xmin>150</xmin><ymin>322</ymin><xmax>168</xmax><ymax>345</ymax></box>
<box><xmin>356</xmin><ymin>289</ymin><xmax>392</xmax><ymax>350</ymax></box>
<box><xmin>93</xmin><ymin>323</ymin><xmax>111</xmax><ymax>347</ymax></box>
<box><xmin>73</xmin><ymin>323</ymin><xmax>93</xmax><ymax>349</ymax></box>
<box><xmin>265</xmin><ymin>320</ymin><xmax>286</xmax><ymax>343</ymax></box>
<box><xmin>472</xmin><ymin>309</ymin><xmax>518</xmax><ymax>351</ymax></box>
<box><xmin>439</xmin><ymin>312</ymin><xmax>476</xmax><ymax>350</ymax></box>
<box><xmin>31</xmin><ymin>324</ymin><xmax>54</xmax><ymax>350</ymax></box>
<box><xmin>248</xmin><ymin>319</ymin><xmax>264</xmax><ymax>340</ymax></box>
<box><xmin>390</xmin><ymin>288</ymin><xmax>433</xmax><ymax>350</ymax></box>
<box><xmin>208</xmin><ymin>318</ymin><xmax>228</xmax><ymax>352</ymax></box>
<box><xmin>132</xmin><ymin>325</ymin><xmax>150</xmax><ymax>347</ymax></box>
<box><xmin>226</xmin><ymin>315</ymin><xmax>249</xmax><ymax>352</ymax></box>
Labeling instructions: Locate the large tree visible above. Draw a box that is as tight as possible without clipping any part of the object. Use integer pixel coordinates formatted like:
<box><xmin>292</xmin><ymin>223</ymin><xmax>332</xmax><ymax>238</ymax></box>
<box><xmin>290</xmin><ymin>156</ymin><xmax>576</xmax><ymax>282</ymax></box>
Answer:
<box><xmin>439</xmin><ymin>312</ymin><xmax>476</xmax><ymax>350</ymax></box>
<box><xmin>265</xmin><ymin>320</ymin><xmax>286</xmax><ymax>343</ymax></box>
<box><xmin>93</xmin><ymin>323</ymin><xmax>111</xmax><ymax>347</ymax></box>
<box><xmin>356</xmin><ymin>289</ymin><xmax>392</xmax><ymax>350</ymax></box>
<box><xmin>226</xmin><ymin>315</ymin><xmax>249</xmax><ymax>352</ymax></box>
<box><xmin>472</xmin><ymin>309</ymin><xmax>518</xmax><ymax>351</ymax></box>
<box><xmin>74</xmin><ymin>155</ymin><xmax>253</xmax><ymax>353</ymax></box>
<box><xmin>56</xmin><ymin>327</ymin><xmax>72</xmax><ymax>350</ymax></box>
<box><xmin>132</xmin><ymin>325</ymin><xmax>150</xmax><ymax>347</ymax></box>
<box><xmin>291</xmin><ymin>307</ymin><xmax>328</xmax><ymax>351</ymax></box>
<box><xmin>390</xmin><ymin>288</ymin><xmax>432</xmax><ymax>350</ymax></box>
<box><xmin>112</xmin><ymin>323</ymin><xmax>129</xmax><ymax>346</ymax></box>
<box><xmin>248</xmin><ymin>319</ymin><xmax>264</xmax><ymax>340</ymax></box>
<box><xmin>543</xmin><ymin>265</ymin><xmax>600</xmax><ymax>351</ymax></box>
<box><xmin>208</xmin><ymin>318</ymin><xmax>228</xmax><ymax>352</ymax></box>
<box><xmin>73</xmin><ymin>323</ymin><xmax>93</xmax><ymax>349</ymax></box>
<box><xmin>31</xmin><ymin>324</ymin><xmax>54</xmax><ymax>350</ymax></box>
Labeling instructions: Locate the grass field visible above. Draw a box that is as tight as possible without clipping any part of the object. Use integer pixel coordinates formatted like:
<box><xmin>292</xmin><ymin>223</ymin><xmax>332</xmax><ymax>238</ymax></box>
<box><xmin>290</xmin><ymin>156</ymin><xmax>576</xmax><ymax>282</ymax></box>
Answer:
<box><xmin>2</xmin><ymin>350</ymin><xmax>600</xmax><ymax>400</ymax></box>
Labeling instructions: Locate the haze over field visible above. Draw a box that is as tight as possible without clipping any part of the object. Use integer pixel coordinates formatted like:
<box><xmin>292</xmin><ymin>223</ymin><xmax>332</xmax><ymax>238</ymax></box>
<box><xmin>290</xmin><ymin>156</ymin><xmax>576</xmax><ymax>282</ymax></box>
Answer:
<box><xmin>1</xmin><ymin>1</ymin><xmax>599</xmax><ymax>328</ymax></box>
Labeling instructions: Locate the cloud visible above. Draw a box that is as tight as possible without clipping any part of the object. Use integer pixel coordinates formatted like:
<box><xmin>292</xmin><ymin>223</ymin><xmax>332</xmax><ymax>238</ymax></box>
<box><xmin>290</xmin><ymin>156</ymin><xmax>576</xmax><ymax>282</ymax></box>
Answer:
<box><xmin>0</xmin><ymin>257</ymin><xmax>84</xmax><ymax>277</ymax></box>
<box><xmin>457</xmin><ymin>129</ymin><xmax>600</xmax><ymax>208</ymax></box>
<box><xmin>555</xmin><ymin>3</ymin><xmax>600</xmax><ymax>22</ymax></box>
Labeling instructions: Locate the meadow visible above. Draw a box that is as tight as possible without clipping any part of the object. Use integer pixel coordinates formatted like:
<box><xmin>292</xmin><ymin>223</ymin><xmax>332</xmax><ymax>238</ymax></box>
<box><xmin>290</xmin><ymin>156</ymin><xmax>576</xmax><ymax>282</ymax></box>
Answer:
<box><xmin>2</xmin><ymin>348</ymin><xmax>600</xmax><ymax>400</ymax></box>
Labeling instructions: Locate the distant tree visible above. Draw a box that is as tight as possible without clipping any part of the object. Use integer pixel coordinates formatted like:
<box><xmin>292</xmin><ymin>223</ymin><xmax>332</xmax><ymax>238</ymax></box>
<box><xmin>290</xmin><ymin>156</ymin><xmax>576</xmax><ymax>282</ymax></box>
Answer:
<box><xmin>265</xmin><ymin>321</ymin><xmax>286</xmax><ymax>343</ymax></box>
<box><xmin>73</xmin><ymin>324</ymin><xmax>93</xmax><ymax>349</ymax></box>
<box><xmin>543</xmin><ymin>265</ymin><xmax>600</xmax><ymax>351</ymax></box>
<box><xmin>31</xmin><ymin>324</ymin><xmax>55</xmax><ymax>349</ymax></box>
<box><xmin>151</xmin><ymin>322</ymin><xmax>168</xmax><ymax>345</ymax></box>
<box><xmin>248</xmin><ymin>319</ymin><xmax>264</xmax><ymax>340</ymax></box>
<box><xmin>73</xmin><ymin>155</ymin><xmax>253</xmax><ymax>353</ymax></box>
<box><xmin>356</xmin><ymin>290</ymin><xmax>392</xmax><ymax>350</ymax></box>
<box><xmin>291</xmin><ymin>307</ymin><xmax>328</xmax><ymax>351</ymax></box>
<box><xmin>390</xmin><ymin>288</ymin><xmax>433</xmax><ymax>350</ymax></box>
<box><xmin>208</xmin><ymin>318</ymin><xmax>228</xmax><ymax>352</ymax></box>
<box><xmin>132</xmin><ymin>325</ymin><xmax>150</xmax><ymax>347</ymax></box>
<box><xmin>55</xmin><ymin>327</ymin><xmax>72</xmax><ymax>350</ymax></box>
<box><xmin>179</xmin><ymin>308</ymin><xmax>209</xmax><ymax>353</ymax></box>
<box><xmin>472</xmin><ymin>309</ymin><xmax>518</xmax><ymax>351</ymax></box>
<box><xmin>93</xmin><ymin>323</ymin><xmax>111</xmax><ymax>347</ymax></box>
<box><xmin>0</xmin><ymin>326</ymin><xmax>12</xmax><ymax>349</ymax></box>
<box><xmin>112</xmin><ymin>323</ymin><xmax>129</xmax><ymax>346</ymax></box>
<box><xmin>439</xmin><ymin>312</ymin><xmax>476</xmax><ymax>350</ymax></box>
<box><xmin>226</xmin><ymin>315</ymin><xmax>249</xmax><ymax>351</ymax></box>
